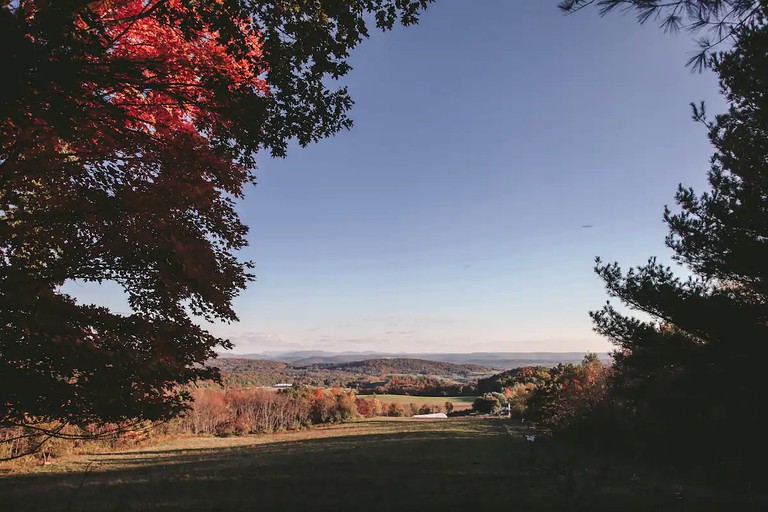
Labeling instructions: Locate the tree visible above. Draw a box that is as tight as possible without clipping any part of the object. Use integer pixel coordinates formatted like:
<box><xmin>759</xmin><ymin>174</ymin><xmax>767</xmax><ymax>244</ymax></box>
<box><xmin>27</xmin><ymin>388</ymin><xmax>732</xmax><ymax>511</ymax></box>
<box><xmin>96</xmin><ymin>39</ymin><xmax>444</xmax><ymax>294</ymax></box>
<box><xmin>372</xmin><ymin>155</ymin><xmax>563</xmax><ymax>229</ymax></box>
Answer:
<box><xmin>526</xmin><ymin>357</ymin><xmax>608</xmax><ymax>429</ymax></box>
<box><xmin>589</xmin><ymin>6</ymin><xmax>768</xmax><ymax>471</ymax></box>
<box><xmin>505</xmin><ymin>383</ymin><xmax>536</xmax><ymax>417</ymax></box>
<box><xmin>472</xmin><ymin>393</ymin><xmax>505</xmax><ymax>415</ymax></box>
<box><xmin>559</xmin><ymin>1</ymin><xmax>762</xmax><ymax>70</ymax></box>
<box><xmin>333</xmin><ymin>392</ymin><xmax>359</xmax><ymax>422</ymax></box>
<box><xmin>386</xmin><ymin>403</ymin><xmax>404</xmax><ymax>417</ymax></box>
<box><xmin>444</xmin><ymin>401</ymin><xmax>454</xmax><ymax>414</ymax></box>
<box><xmin>356</xmin><ymin>397</ymin><xmax>383</xmax><ymax>418</ymax></box>
<box><xmin>0</xmin><ymin>0</ymin><xmax>432</xmax><ymax>446</ymax></box>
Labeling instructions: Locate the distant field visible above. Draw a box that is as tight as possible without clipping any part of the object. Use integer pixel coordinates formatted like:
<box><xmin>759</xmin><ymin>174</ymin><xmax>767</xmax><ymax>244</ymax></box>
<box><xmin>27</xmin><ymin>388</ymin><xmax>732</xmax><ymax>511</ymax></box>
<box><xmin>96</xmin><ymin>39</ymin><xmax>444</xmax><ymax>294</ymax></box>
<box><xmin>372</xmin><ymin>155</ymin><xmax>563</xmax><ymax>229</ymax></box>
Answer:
<box><xmin>357</xmin><ymin>394</ymin><xmax>475</xmax><ymax>410</ymax></box>
<box><xmin>0</xmin><ymin>418</ymin><xmax>761</xmax><ymax>511</ymax></box>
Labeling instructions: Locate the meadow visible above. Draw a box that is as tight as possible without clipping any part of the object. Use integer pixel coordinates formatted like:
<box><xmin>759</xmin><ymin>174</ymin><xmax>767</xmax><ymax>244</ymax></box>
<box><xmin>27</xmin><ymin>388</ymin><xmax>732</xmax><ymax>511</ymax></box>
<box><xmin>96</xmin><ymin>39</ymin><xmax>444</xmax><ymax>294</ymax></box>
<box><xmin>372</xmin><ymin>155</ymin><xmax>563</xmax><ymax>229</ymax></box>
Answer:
<box><xmin>0</xmin><ymin>418</ymin><xmax>761</xmax><ymax>511</ymax></box>
<box><xmin>357</xmin><ymin>394</ymin><xmax>475</xmax><ymax>410</ymax></box>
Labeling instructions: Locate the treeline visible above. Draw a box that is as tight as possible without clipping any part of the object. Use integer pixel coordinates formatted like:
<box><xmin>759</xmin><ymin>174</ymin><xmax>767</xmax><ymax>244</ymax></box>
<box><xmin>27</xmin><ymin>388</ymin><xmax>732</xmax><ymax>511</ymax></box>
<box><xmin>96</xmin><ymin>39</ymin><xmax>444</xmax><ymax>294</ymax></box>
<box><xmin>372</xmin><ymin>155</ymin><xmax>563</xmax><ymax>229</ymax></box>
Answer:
<box><xmin>183</xmin><ymin>387</ymin><xmax>358</xmax><ymax>435</ymax></box>
<box><xmin>367</xmin><ymin>375</ymin><xmax>475</xmax><ymax>396</ymax></box>
<box><xmin>1</xmin><ymin>387</ymin><xmax>460</xmax><ymax>464</ymax></box>
<box><xmin>186</xmin><ymin>388</ymin><xmax>454</xmax><ymax>434</ymax></box>
<box><xmin>1</xmin><ymin>387</ymin><xmax>358</xmax><ymax>463</ymax></box>
<box><xmin>315</xmin><ymin>358</ymin><xmax>492</xmax><ymax>378</ymax></box>
<box><xmin>356</xmin><ymin>397</ymin><xmax>453</xmax><ymax>417</ymax></box>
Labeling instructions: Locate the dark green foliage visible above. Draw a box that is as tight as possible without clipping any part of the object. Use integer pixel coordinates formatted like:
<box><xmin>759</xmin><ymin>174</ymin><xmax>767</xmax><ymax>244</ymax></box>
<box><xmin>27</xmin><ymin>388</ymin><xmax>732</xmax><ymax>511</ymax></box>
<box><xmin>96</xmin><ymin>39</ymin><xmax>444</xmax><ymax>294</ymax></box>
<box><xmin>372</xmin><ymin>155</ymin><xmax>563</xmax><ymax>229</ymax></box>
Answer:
<box><xmin>207</xmin><ymin>358</ymin><xmax>292</xmax><ymax>388</ymax></box>
<box><xmin>370</xmin><ymin>375</ymin><xmax>476</xmax><ymax>396</ymax></box>
<box><xmin>472</xmin><ymin>392</ymin><xmax>506</xmax><ymax>414</ymax></box>
<box><xmin>315</xmin><ymin>357</ymin><xmax>491</xmax><ymax>378</ymax></box>
<box><xmin>475</xmin><ymin>365</ymin><xmax>551</xmax><ymax>394</ymax></box>
<box><xmin>589</xmin><ymin>6</ymin><xmax>768</xmax><ymax>474</ymax></box>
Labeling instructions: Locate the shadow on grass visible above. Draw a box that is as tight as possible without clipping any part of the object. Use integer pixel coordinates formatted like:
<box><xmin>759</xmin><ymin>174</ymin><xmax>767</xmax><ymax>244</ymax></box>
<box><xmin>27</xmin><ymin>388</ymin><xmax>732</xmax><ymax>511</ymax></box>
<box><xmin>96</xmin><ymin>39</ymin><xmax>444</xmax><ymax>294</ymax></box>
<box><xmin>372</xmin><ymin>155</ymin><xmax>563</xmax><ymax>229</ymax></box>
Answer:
<box><xmin>0</xmin><ymin>419</ymin><xmax>762</xmax><ymax>512</ymax></box>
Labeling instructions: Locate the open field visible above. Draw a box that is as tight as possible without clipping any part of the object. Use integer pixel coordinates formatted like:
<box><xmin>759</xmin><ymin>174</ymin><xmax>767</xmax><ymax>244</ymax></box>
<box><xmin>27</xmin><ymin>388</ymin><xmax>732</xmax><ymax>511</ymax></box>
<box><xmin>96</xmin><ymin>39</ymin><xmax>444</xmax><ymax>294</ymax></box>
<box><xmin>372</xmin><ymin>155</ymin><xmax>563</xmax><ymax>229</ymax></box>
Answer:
<box><xmin>358</xmin><ymin>394</ymin><xmax>475</xmax><ymax>410</ymax></box>
<box><xmin>0</xmin><ymin>418</ymin><xmax>762</xmax><ymax>511</ymax></box>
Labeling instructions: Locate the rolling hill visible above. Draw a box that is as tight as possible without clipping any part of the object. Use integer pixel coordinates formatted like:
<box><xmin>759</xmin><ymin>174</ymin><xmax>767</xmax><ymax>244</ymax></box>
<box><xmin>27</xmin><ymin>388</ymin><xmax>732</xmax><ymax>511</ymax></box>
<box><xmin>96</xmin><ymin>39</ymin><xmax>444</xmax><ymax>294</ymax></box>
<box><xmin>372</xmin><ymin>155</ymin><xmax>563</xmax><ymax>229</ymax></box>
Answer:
<box><xmin>209</xmin><ymin>356</ymin><xmax>493</xmax><ymax>390</ymax></box>
<box><xmin>313</xmin><ymin>358</ymin><xmax>491</xmax><ymax>378</ymax></box>
<box><xmin>224</xmin><ymin>351</ymin><xmax>606</xmax><ymax>369</ymax></box>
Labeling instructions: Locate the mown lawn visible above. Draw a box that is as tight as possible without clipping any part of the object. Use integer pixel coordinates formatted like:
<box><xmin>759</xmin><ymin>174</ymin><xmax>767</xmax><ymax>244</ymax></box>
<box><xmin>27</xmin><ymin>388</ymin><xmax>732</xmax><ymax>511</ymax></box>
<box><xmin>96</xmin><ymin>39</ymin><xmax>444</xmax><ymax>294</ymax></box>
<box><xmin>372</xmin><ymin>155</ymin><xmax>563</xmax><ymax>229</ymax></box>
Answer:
<box><xmin>0</xmin><ymin>418</ymin><xmax>761</xmax><ymax>511</ymax></box>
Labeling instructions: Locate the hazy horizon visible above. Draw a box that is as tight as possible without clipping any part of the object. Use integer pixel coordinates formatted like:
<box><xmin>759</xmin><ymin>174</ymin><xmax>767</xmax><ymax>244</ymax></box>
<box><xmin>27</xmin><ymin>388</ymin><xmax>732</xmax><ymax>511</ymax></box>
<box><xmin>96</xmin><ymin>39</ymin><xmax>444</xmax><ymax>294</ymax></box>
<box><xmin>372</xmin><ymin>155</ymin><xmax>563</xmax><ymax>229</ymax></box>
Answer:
<box><xmin>220</xmin><ymin>348</ymin><xmax>608</xmax><ymax>356</ymax></box>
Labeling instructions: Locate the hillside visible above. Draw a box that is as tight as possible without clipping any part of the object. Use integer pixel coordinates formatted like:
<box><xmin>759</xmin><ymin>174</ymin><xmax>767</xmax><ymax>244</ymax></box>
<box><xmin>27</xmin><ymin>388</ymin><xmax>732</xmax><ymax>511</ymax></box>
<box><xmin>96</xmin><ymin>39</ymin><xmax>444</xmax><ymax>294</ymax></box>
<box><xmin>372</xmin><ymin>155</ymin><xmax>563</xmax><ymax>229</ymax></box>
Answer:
<box><xmin>312</xmin><ymin>358</ymin><xmax>492</xmax><ymax>378</ymax></box>
<box><xmin>205</xmin><ymin>358</ymin><xmax>296</xmax><ymax>387</ymax></box>
<box><xmin>209</xmin><ymin>358</ymin><xmax>289</xmax><ymax>373</ymax></box>
<box><xmin>207</xmin><ymin>357</ymin><xmax>493</xmax><ymax>394</ymax></box>
<box><xmin>475</xmin><ymin>365</ymin><xmax>553</xmax><ymax>394</ymax></box>
<box><xmin>229</xmin><ymin>351</ymin><xmax>604</xmax><ymax>369</ymax></box>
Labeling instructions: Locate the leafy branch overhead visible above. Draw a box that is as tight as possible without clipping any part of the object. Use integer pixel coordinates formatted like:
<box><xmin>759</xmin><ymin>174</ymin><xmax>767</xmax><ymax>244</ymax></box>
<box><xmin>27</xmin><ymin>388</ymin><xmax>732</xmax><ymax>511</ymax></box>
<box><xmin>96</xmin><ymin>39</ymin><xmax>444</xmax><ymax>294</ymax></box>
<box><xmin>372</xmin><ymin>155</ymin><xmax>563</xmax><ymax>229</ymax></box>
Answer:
<box><xmin>0</xmin><ymin>0</ymin><xmax>432</xmax><ymax>440</ymax></box>
<box><xmin>559</xmin><ymin>0</ymin><xmax>763</xmax><ymax>70</ymax></box>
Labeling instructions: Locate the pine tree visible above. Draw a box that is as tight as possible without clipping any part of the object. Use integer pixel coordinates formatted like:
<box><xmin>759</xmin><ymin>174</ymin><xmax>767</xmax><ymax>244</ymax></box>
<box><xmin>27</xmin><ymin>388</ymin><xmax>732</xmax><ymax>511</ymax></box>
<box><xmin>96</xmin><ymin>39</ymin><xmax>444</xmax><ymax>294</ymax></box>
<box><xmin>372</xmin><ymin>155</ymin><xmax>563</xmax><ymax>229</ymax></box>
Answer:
<box><xmin>591</xmin><ymin>7</ymin><xmax>768</xmax><ymax>473</ymax></box>
<box><xmin>560</xmin><ymin>1</ymin><xmax>762</xmax><ymax>70</ymax></box>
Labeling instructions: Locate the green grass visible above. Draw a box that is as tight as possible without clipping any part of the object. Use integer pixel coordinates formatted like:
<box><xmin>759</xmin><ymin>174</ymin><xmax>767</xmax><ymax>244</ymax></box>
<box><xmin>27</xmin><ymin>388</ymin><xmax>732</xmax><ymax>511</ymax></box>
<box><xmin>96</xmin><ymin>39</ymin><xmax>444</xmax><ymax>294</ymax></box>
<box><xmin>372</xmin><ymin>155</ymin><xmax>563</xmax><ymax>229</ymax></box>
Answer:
<box><xmin>358</xmin><ymin>394</ymin><xmax>475</xmax><ymax>409</ymax></box>
<box><xmin>0</xmin><ymin>418</ymin><xmax>762</xmax><ymax>511</ymax></box>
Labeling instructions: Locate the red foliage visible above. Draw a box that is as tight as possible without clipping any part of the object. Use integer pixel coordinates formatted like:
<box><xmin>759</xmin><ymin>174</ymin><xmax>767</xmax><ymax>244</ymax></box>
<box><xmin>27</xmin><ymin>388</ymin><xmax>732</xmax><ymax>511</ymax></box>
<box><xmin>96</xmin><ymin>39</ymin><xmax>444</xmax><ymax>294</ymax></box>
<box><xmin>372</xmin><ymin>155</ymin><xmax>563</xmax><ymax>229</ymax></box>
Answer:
<box><xmin>0</xmin><ymin>1</ymin><xmax>269</xmax><ymax>426</ymax></box>
<box><xmin>6</xmin><ymin>1</ymin><xmax>268</xmax><ymax>208</ymax></box>
<box><xmin>0</xmin><ymin>0</ymin><xmax>434</xmax><ymax>435</ymax></box>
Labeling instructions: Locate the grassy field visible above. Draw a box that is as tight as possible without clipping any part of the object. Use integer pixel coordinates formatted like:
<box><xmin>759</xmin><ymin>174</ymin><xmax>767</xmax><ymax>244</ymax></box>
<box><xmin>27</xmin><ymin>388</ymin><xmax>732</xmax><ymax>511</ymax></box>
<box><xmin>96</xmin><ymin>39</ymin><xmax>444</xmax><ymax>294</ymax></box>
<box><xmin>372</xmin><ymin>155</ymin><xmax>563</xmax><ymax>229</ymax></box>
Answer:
<box><xmin>0</xmin><ymin>418</ymin><xmax>761</xmax><ymax>511</ymax></box>
<box><xmin>358</xmin><ymin>394</ymin><xmax>475</xmax><ymax>410</ymax></box>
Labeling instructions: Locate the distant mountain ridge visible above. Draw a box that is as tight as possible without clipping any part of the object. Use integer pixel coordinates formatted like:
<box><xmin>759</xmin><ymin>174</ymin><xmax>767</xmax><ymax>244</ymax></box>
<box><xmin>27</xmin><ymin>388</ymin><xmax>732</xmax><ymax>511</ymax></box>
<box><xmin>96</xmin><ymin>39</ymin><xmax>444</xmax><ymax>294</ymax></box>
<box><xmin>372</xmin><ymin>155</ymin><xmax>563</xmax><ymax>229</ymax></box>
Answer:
<box><xmin>219</xmin><ymin>351</ymin><xmax>607</xmax><ymax>370</ymax></box>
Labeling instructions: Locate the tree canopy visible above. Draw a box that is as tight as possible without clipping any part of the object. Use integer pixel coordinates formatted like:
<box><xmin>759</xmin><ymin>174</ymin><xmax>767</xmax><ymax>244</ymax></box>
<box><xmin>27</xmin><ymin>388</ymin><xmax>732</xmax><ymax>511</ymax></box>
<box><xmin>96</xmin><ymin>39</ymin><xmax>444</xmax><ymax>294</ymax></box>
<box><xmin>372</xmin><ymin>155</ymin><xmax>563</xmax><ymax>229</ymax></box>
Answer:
<box><xmin>0</xmin><ymin>0</ymin><xmax>432</xmax><ymax>432</ymax></box>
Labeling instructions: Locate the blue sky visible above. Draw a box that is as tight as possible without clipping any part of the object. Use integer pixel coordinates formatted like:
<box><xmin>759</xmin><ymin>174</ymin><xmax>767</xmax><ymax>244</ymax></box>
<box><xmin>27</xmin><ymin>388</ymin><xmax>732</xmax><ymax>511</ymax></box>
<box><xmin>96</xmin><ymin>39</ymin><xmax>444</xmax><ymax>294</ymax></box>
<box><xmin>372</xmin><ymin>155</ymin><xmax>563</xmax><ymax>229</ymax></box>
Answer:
<box><xmin>69</xmin><ymin>1</ymin><xmax>725</xmax><ymax>354</ymax></box>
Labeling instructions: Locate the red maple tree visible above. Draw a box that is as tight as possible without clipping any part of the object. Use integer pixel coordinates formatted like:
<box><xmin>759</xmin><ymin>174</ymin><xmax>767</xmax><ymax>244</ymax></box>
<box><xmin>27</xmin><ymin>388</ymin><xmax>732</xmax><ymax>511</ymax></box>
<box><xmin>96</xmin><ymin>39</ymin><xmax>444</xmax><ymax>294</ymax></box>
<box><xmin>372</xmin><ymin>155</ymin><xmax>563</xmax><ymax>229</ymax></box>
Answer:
<box><xmin>0</xmin><ymin>0</ymin><xmax>432</xmax><ymax>450</ymax></box>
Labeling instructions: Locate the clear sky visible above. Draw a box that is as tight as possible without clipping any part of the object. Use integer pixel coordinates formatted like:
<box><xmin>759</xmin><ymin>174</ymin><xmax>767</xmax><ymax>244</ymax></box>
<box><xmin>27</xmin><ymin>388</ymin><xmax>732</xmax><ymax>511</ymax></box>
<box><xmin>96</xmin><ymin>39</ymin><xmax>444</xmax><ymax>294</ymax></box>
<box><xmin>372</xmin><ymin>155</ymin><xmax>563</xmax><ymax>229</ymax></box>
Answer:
<box><xmin>68</xmin><ymin>1</ymin><xmax>725</xmax><ymax>354</ymax></box>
